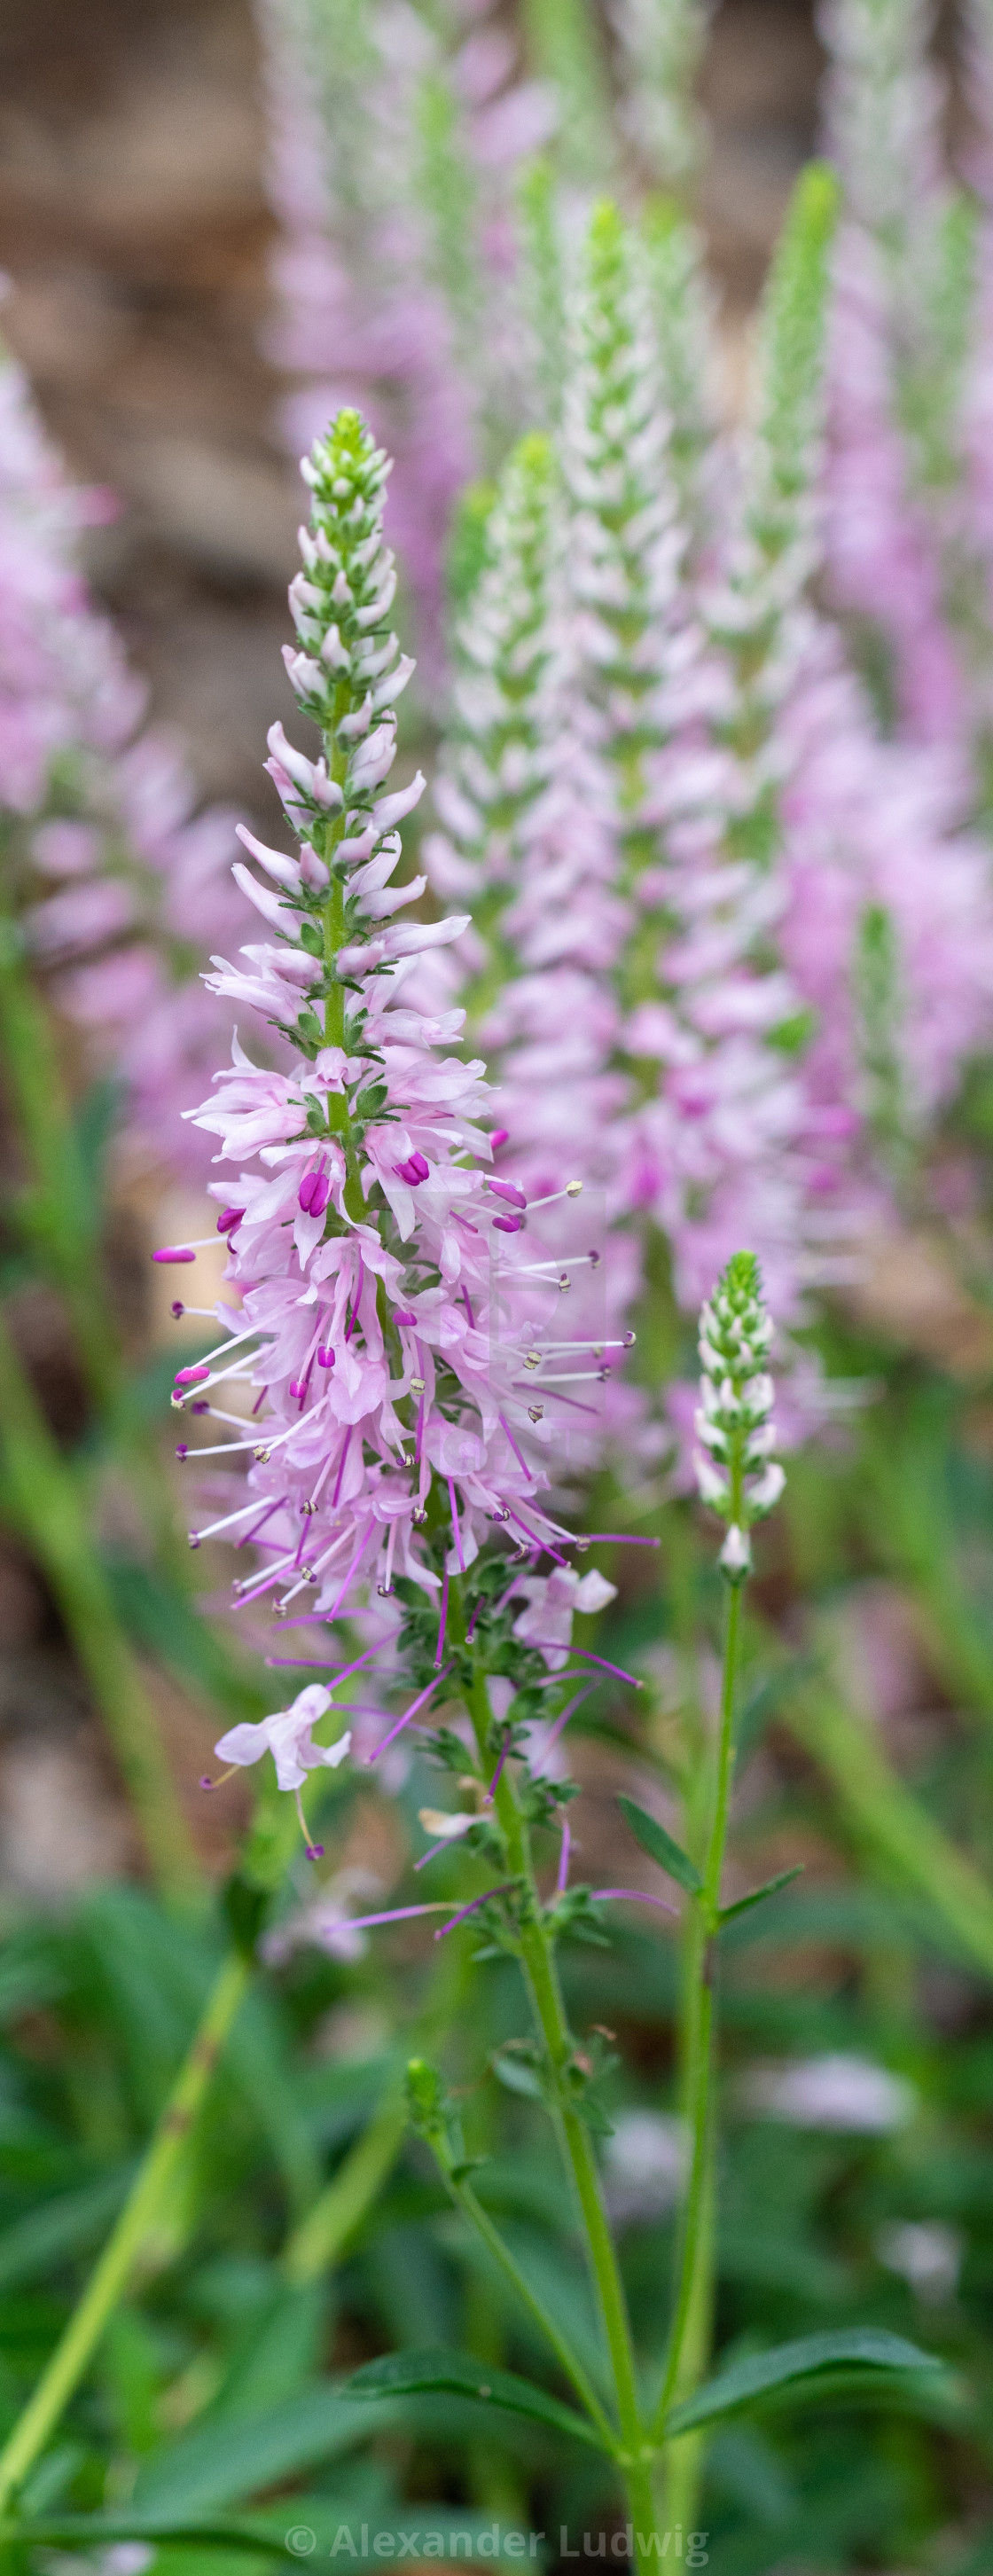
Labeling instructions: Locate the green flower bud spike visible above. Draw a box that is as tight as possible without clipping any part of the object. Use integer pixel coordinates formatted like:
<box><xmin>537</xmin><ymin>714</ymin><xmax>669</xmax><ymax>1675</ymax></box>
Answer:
<box><xmin>693</xmin><ymin>1249</ymin><xmax>785</xmax><ymax>1581</ymax></box>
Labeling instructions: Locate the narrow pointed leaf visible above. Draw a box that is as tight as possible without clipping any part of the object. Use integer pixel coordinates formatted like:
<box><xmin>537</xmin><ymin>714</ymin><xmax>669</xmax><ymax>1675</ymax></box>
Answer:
<box><xmin>0</xmin><ymin>2169</ymin><xmax>131</xmax><ymax>2291</ymax></box>
<box><xmin>1</xmin><ymin>2517</ymin><xmax>286</xmax><ymax>2557</ymax></box>
<box><xmin>344</xmin><ymin>2347</ymin><xmax>608</xmax><ymax>2449</ymax></box>
<box><xmin>617</xmin><ymin>1795</ymin><xmax>702</xmax><ymax>1895</ymax></box>
<box><xmin>130</xmin><ymin>2385</ymin><xmax>369</xmax><ymax>2512</ymax></box>
<box><xmin>719</xmin><ymin>1866</ymin><xmax>804</xmax><ymax>1926</ymax></box>
<box><xmin>667</xmin><ymin>2329</ymin><xmax>943</xmax><ymax>2436</ymax></box>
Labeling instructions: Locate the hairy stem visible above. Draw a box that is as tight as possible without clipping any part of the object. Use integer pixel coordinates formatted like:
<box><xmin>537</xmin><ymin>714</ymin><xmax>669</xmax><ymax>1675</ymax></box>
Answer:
<box><xmin>0</xmin><ymin>1952</ymin><xmax>248</xmax><ymax>2513</ymax></box>
<box><xmin>454</xmin><ymin>1598</ymin><xmax>656</xmax><ymax>2533</ymax></box>
<box><xmin>447</xmin><ymin>2169</ymin><xmax>618</xmax><ymax>2446</ymax></box>
<box><xmin>652</xmin><ymin>1578</ymin><xmax>742</xmax><ymax>2442</ymax></box>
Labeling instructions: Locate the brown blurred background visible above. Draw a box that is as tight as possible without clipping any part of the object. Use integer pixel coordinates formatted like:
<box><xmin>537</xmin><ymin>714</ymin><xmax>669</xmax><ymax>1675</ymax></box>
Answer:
<box><xmin>0</xmin><ymin>0</ymin><xmax>825</xmax><ymax>806</ymax></box>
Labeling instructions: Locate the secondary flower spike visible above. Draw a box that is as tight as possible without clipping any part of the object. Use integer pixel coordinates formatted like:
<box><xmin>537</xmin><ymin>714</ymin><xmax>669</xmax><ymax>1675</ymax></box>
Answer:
<box><xmin>179</xmin><ymin>408</ymin><xmax>588</xmax><ymax>1640</ymax></box>
<box><xmin>0</xmin><ymin>348</ymin><xmax>247</xmax><ymax>1185</ymax></box>
<box><xmin>693</xmin><ymin>1251</ymin><xmax>784</xmax><ymax>1579</ymax></box>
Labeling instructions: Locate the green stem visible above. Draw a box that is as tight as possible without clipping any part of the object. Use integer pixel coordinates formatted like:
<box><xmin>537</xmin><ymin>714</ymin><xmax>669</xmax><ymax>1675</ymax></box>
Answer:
<box><xmin>435</xmin><ymin>2165</ymin><xmax>617</xmax><ymax>2446</ymax></box>
<box><xmin>0</xmin><ymin>1951</ymin><xmax>248</xmax><ymax>2514</ymax></box>
<box><xmin>454</xmin><ymin>1607</ymin><xmax>656</xmax><ymax>2531</ymax></box>
<box><xmin>0</xmin><ymin>1306</ymin><xmax>199</xmax><ymax>1901</ymax></box>
<box><xmin>661</xmin><ymin>1658</ymin><xmax>715</xmax><ymax>2534</ymax></box>
<box><xmin>652</xmin><ymin>1579</ymin><xmax>742</xmax><ymax>2443</ymax></box>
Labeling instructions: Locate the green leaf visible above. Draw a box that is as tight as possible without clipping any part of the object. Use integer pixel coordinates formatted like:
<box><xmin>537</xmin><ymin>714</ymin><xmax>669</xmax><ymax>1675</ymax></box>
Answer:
<box><xmin>617</xmin><ymin>1795</ymin><xmax>702</xmax><ymax>1896</ymax></box>
<box><xmin>667</xmin><ymin>2329</ymin><xmax>943</xmax><ymax>2436</ymax></box>
<box><xmin>130</xmin><ymin>2385</ymin><xmax>370</xmax><ymax>2513</ymax></box>
<box><xmin>344</xmin><ymin>2347</ymin><xmax>607</xmax><ymax>2449</ymax></box>
<box><xmin>719</xmin><ymin>1866</ymin><xmax>804</xmax><ymax>1926</ymax></box>
<box><xmin>0</xmin><ymin>2170</ymin><xmax>131</xmax><ymax>2292</ymax></box>
<box><xmin>207</xmin><ymin>2283</ymin><xmax>328</xmax><ymax>2424</ymax></box>
<box><xmin>1</xmin><ymin>2517</ymin><xmax>285</xmax><ymax>2557</ymax></box>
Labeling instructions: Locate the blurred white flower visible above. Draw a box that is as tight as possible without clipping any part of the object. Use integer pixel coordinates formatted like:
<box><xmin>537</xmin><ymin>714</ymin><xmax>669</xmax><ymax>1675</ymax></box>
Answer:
<box><xmin>603</xmin><ymin>2110</ymin><xmax>687</xmax><ymax>2221</ymax></box>
<box><xmin>739</xmin><ymin>2053</ymin><xmax>916</xmax><ymax>2133</ymax></box>
<box><xmin>261</xmin><ymin>1867</ymin><xmax>384</xmax><ymax>1965</ymax></box>
<box><xmin>876</xmin><ymin>2220</ymin><xmax>961</xmax><ymax>2302</ymax></box>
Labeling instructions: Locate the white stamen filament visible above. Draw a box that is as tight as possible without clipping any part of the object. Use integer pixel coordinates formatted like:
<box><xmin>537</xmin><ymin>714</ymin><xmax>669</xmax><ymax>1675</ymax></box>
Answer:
<box><xmin>193</xmin><ymin>1496</ymin><xmax>278</xmax><ymax>1542</ymax></box>
<box><xmin>525</xmin><ymin>1181</ymin><xmax>583</xmax><ymax>1210</ymax></box>
<box><xmin>516</xmin><ymin>1368</ymin><xmax>609</xmax><ymax>1384</ymax></box>
<box><xmin>517</xmin><ymin>1255</ymin><xmax>598</xmax><ymax>1275</ymax></box>
<box><xmin>186</xmin><ymin>1322</ymin><xmax>266</xmax><ymax>1370</ymax></box>
<box><xmin>177</xmin><ymin>1438</ymin><xmax>262</xmax><ymax>1458</ymax></box>
<box><xmin>531</xmin><ymin>1338</ymin><xmax>629</xmax><ymax>1353</ymax></box>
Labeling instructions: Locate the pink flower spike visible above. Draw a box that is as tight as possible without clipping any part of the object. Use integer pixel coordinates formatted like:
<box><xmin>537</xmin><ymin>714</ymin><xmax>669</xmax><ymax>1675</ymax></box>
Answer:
<box><xmin>435</xmin><ymin>1881</ymin><xmax>518</xmax><ymax>1938</ymax></box>
<box><xmin>369</xmin><ymin>1659</ymin><xmax>457</xmax><ymax>1759</ymax></box>
<box><xmin>557</xmin><ymin>1818</ymin><xmax>571</xmax><ymax>1894</ymax></box>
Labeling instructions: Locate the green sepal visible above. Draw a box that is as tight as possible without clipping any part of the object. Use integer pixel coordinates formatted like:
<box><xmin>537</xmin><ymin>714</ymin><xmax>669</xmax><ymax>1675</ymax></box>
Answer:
<box><xmin>719</xmin><ymin>1865</ymin><xmax>804</xmax><ymax>1926</ymax></box>
<box><xmin>617</xmin><ymin>1794</ymin><xmax>702</xmax><ymax>1895</ymax></box>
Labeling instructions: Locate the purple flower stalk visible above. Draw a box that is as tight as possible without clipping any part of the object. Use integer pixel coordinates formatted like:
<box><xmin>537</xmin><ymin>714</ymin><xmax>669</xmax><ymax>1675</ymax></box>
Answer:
<box><xmin>0</xmin><ymin>347</ymin><xmax>248</xmax><ymax>1185</ymax></box>
<box><xmin>179</xmin><ymin>408</ymin><xmax>595</xmax><ymax>1625</ymax></box>
<box><xmin>818</xmin><ymin>0</ymin><xmax>993</xmax><ymax>777</ymax></box>
<box><xmin>255</xmin><ymin>0</ymin><xmax>556</xmax><ymax>671</ymax></box>
<box><xmin>422</xmin><ymin>421</ymin><xmax>643</xmax><ymax>1465</ymax></box>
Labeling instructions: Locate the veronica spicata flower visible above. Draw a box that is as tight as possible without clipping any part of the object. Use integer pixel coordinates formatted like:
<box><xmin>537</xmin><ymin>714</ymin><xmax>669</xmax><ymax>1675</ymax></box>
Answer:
<box><xmin>171</xmin><ymin>408</ymin><xmax>598</xmax><ymax>1635</ymax></box>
